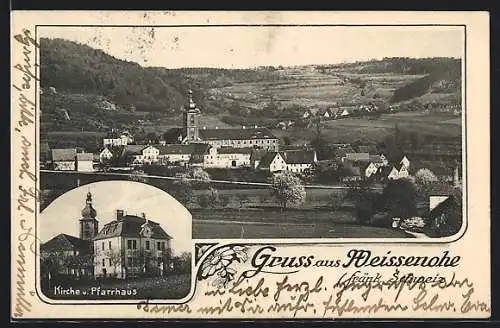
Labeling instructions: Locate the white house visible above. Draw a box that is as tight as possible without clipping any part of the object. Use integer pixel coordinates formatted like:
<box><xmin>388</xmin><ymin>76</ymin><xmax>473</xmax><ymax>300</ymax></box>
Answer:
<box><xmin>99</xmin><ymin>147</ymin><xmax>114</xmax><ymax>163</ymax></box>
<box><xmin>398</xmin><ymin>164</ymin><xmax>410</xmax><ymax>178</ymax></box>
<box><xmin>364</xmin><ymin>162</ymin><xmax>379</xmax><ymax>178</ymax></box>
<box><xmin>258</xmin><ymin>152</ymin><xmax>287</xmax><ymax>172</ymax></box>
<box><xmin>388</xmin><ymin>166</ymin><xmax>400</xmax><ymax>180</ymax></box>
<box><xmin>124</xmin><ymin>144</ymin><xmax>209</xmax><ymax>166</ymax></box>
<box><xmin>141</xmin><ymin>145</ymin><xmax>160</xmax><ymax>164</ymax></box>
<box><xmin>103</xmin><ymin>136</ymin><xmax>129</xmax><ymax>147</ymax></box>
<box><xmin>259</xmin><ymin>150</ymin><xmax>317</xmax><ymax>173</ymax></box>
<box><xmin>203</xmin><ymin>147</ymin><xmax>253</xmax><ymax>168</ymax></box>
<box><xmin>400</xmin><ymin>156</ymin><xmax>410</xmax><ymax>169</ymax></box>
<box><xmin>334</xmin><ymin>108</ymin><xmax>350</xmax><ymax>119</ymax></box>
<box><xmin>76</xmin><ymin>153</ymin><xmax>94</xmax><ymax>172</ymax></box>
<box><xmin>51</xmin><ymin>148</ymin><xmax>76</xmax><ymax>171</ymax></box>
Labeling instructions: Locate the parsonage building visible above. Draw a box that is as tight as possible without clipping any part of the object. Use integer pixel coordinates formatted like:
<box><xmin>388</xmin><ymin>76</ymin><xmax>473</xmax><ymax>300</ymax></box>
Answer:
<box><xmin>41</xmin><ymin>192</ymin><xmax>173</xmax><ymax>280</ymax></box>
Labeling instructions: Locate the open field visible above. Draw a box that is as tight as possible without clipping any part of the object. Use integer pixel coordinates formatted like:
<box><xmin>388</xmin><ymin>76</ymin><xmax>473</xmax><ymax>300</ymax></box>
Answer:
<box><xmin>193</xmin><ymin>218</ymin><xmax>413</xmax><ymax>239</ymax></box>
<box><xmin>41</xmin><ymin>273</ymin><xmax>191</xmax><ymax>300</ymax></box>
<box><xmin>207</xmin><ymin>70</ymin><xmax>426</xmax><ymax>111</ymax></box>
<box><xmin>274</xmin><ymin>111</ymin><xmax>461</xmax><ymax>145</ymax></box>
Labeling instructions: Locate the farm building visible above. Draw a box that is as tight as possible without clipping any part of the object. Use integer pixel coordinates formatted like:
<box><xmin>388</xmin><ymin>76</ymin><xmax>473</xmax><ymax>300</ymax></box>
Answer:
<box><xmin>51</xmin><ymin>148</ymin><xmax>77</xmax><ymax>171</ymax></box>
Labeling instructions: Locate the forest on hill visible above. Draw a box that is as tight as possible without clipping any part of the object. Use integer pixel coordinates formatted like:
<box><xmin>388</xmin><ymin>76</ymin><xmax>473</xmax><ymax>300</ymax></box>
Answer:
<box><xmin>40</xmin><ymin>38</ymin><xmax>462</xmax><ymax>136</ymax></box>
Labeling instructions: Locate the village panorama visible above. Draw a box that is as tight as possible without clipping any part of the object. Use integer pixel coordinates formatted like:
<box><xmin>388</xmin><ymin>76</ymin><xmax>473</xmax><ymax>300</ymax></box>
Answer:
<box><xmin>39</xmin><ymin>37</ymin><xmax>463</xmax><ymax>240</ymax></box>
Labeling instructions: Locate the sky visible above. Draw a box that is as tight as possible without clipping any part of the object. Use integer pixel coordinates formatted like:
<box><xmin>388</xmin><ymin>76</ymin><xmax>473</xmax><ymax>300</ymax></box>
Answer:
<box><xmin>39</xmin><ymin>25</ymin><xmax>464</xmax><ymax>69</ymax></box>
<box><xmin>40</xmin><ymin>181</ymin><xmax>192</xmax><ymax>255</ymax></box>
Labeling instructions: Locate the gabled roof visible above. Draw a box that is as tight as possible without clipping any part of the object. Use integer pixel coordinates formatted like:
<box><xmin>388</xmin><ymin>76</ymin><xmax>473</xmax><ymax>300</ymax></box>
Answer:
<box><xmin>357</xmin><ymin>145</ymin><xmax>378</xmax><ymax>154</ymax></box>
<box><xmin>217</xmin><ymin>147</ymin><xmax>254</xmax><ymax>155</ymax></box>
<box><xmin>369</xmin><ymin>155</ymin><xmax>385</xmax><ymax>164</ymax></box>
<box><xmin>428</xmin><ymin>196</ymin><xmax>459</xmax><ymax>219</ymax></box>
<box><xmin>250</xmin><ymin>149</ymin><xmax>269</xmax><ymax>162</ymax></box>
<box><xmin>162</xmin><ymin>128</ymin><xmax>186</xmax><ymax>143</ymax></box>
<box><xmin>199</xmin><ymin>127</ymin><xmax>277</xmax><ymax>140</ymax></box>
<box><xmin>280</xmin><ymin>150</ymin><xmax>316</xmax><ymax>164</ymax></box>
<box><xmin>41</xmin><ymin>234</ymin><xmax>91</xmax><ymax>253</ymax></box>
<box><xmin>258</xmin><ymin>152</ymin><xmax>279</xmax><ymax>169</ymax></box>
<box><xmin>94</xmin><ymin>215</ymin><xmax>172</xmax><ymax>241</ymax></box>
<box><xmin>156</xmin><ymin>144</ymin><xmax>194</xmax><ymax>155</ymax></box>
<box><xmin>154</xmin><ymin>143</ymin><xmax>211</xmax><ymax>156</ymax></box>
<box><xmin>123</xmin><ymin>145</ymin><xmax>147</xmax><ymax>156</ymax></box>
<box><xmin>345</xmin><ymin>152</ymin><xmax>370</xmax><ymax>161</ymax></box>
<box><xmin>51</xmin><ymin>148</ymin><xmax>77</xmax><ymax>161</ymax></box>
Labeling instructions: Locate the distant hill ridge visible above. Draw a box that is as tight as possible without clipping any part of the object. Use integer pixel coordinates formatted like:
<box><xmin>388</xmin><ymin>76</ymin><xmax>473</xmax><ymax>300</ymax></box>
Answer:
<box><xmin>40</xmin><ymin>38</ymin><xmax>461</xmax><ymax>134</ymax></box>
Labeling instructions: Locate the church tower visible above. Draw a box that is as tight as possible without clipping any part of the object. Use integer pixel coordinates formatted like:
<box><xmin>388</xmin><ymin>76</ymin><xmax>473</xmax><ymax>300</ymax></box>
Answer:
<box><xmin>183</xmin><ymin>89</ymin><xmax>200</xmax><ymax>142</ymax></box>
<box><xmin>79</xmin><ymin>192</ymin><xmax>99</xmax><ymax>241</ymax></box>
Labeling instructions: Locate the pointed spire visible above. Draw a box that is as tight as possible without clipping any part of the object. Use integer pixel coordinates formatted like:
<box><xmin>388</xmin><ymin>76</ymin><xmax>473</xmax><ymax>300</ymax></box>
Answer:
<box><xmin>82</xmin><ymin>191</ymin><xmax>97</xmax><ymax>219</ymax></box>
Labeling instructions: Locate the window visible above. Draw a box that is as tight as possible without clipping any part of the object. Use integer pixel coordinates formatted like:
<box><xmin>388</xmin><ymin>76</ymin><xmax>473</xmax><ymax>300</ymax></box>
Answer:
<box><xmin>133</xmin><ymin>240</ymin><xmax>137</xmax><ymax>249</ymax></box>
<box><xmin>127</xmin><ymin>240</ymin><xmax>132</xmax><ymax>249</ymax></box>
<box><xmin>146</xmin><ymin>240</ymin><xmax>150</xmax><ymax>250</ymax></box>
<box><xmin>102</xmin><ymin>259</ymin><xmax>105</xmax><ymax>267</ymax></box>
<box><xmin>109</xmin><ymin>258</ymin><xmax>112</xmax><ymax>266</ymax></box>
<box><xmin>162</xmin><ymin>242</ymin><xmax>165</xmax><ymax>250</ymax></box>
<box><xmin>102</xmin><ymin>242</ymin><xmax>104</xmax><ymax>251</ymax></box>
<box><xmin>127</xmin><ymin>257</ymin><xmax>133</xmax><ymax>266</ymax></box>
<box><xmin>108</xmin><ymin>241</ymin><xmax>111</xmax><ymax>249</ymax></box>
<box><xmin>157</xmin><ymin>242</ymin><xmax>161</xmax><ymax>250</ymax></box>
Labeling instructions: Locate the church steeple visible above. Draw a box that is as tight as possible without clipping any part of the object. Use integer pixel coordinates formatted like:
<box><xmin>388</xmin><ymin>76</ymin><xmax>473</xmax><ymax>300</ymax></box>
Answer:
<box><xmin>81</xmin><ymin>192</ymin><xmax>97</xmax><ymax>219</ymax></box>
<box><xmin>183</xmin><ymin>88</ymin><xmax>200</xmax><ymax>142</ymax></box>
<box><xmin>79</xmin><ymin>191</ymin><xmax>99</xmax><ymax>241</ymax></box>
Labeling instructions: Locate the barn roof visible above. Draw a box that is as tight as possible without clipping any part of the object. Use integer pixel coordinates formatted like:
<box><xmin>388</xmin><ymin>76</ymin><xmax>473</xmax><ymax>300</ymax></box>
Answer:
<box><xmin>51</xmin><ymin>148</ymin><xmax>76</xmax><ymax>161</ymax></box>
<box><xmin>280</xmin><ymin>150</ymin><xmax>316</xmax><ymax>164</ymax></box>
<box><xmin>41</xmin><ymin>234</ymin><xmax>91</xmax><ymax>253</ymax></box>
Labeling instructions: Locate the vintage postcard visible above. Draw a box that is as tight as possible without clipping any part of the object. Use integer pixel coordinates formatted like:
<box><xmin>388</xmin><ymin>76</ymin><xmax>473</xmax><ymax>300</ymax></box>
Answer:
<box><xmin>11</xmin><ymin>11</ymin><xmax>490</xmax><ymax>320</ymax></box>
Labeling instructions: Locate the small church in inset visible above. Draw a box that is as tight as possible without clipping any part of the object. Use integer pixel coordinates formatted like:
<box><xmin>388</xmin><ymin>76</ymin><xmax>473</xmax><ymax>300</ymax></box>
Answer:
<box><xmin>40</xmin><ymin>192</ymin><xmax>173</xmax><ymax>280</ymax></box>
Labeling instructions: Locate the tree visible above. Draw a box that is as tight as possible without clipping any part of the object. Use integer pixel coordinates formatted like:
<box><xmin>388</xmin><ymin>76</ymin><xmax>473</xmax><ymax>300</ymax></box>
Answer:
<box><xmin>237</xmin><ymin>194</ymin><xmax>249</xmax><ymax>211</ymax></box>
<box><xmin>309</xmin><ymin>136</ymin><xmax>331</xmax><ymax>160</ymax></box>
<box><xmin>171</xmin><ymin>177</ymin><xmax>194</xmax><ymax>207</ymax></box>
<box><xmin>207</xmin><ymin>187</ymin><xmax>220</xmax><ymax>209</ymax></box>
<box><xmin>197</xmin><ymin>194</ymin><xmax>210</xmax><ymax>209</ymax></box>
<box><xmin>345</xmin><ymin>180</ymin><xmax>381</xmax><ymax>224</ymax></box>
<box><xmin>327</xmin><ymin>191</ymin><xmax>344</xmax><ymax>211</ymax></box>
<box><xmin>381</xmin><ymin>178</ymin><xmax>418</xmax><ymax>219</ymax></box>
<box><xmin>106</xmin><ymin>249</ymin><xmax>124</xmax><ymax>278</ymax></box>
<box><xmin>191</xmin><ymin>167</ymin><xmax>211</xmax><ymax>182</ymax></box>
<box><xmin>128</xmin><ymin>171</ymin><xmax>148</xmax><ymax>184</ymax></box>
<box><xmin>415</xmin><ymin>168</ymin><xmax>438</xmax><ymax>186</ymax></box>
<box><xmin>270</xmin><ymin>172</ymin><xmax>306</xmax><ymax>211</ymax></box>
<box><xmin>219</xmin><ymin>194</ymin><xmax>230</xmax><ymax>208</ymax></box>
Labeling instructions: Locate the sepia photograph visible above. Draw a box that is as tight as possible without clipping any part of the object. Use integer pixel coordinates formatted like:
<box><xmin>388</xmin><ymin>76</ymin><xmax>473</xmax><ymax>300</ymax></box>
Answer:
<box><xmin>39</xmin><ymin>180</ymin><xmax>192</xmax><ymax>300</ymax></box>
<box><xmin>38</xmin><ymin>25</ymin><xmax>464</xmax><ymax>240</ymax></box>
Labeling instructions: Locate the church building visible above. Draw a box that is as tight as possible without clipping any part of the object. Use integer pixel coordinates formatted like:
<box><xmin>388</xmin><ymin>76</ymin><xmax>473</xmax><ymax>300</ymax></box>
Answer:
<box><xmin>40</xmin><ymin>192</ymin><xmax>173</xmax><ymax>280</ymax></box>
<box><xmin>169</xmin><ymin>90</ymin><xmax>280</xmax><ymax>152</ymax></box>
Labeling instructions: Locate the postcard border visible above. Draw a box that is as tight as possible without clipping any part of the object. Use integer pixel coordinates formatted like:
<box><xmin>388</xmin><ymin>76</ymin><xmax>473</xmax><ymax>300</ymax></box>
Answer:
<box><xmin>34</xmin><ymin>23</ymin><xmax>468</xmax><ymax>306</ymax></box>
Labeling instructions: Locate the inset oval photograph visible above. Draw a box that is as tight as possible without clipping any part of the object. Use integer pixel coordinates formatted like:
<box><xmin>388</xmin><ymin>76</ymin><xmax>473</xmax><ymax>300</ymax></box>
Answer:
<box><xmin>39</xmin><ymin>180</ymin><xmax>192</xmax><ymax>301</ymax></box>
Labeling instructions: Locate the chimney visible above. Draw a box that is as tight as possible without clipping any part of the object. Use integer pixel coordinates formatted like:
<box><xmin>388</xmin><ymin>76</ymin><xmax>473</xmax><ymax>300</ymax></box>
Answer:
<box><xmin>116</xmin><ymin>209</ymin><xmax>124</xmax><ymax>220</ymax></box>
